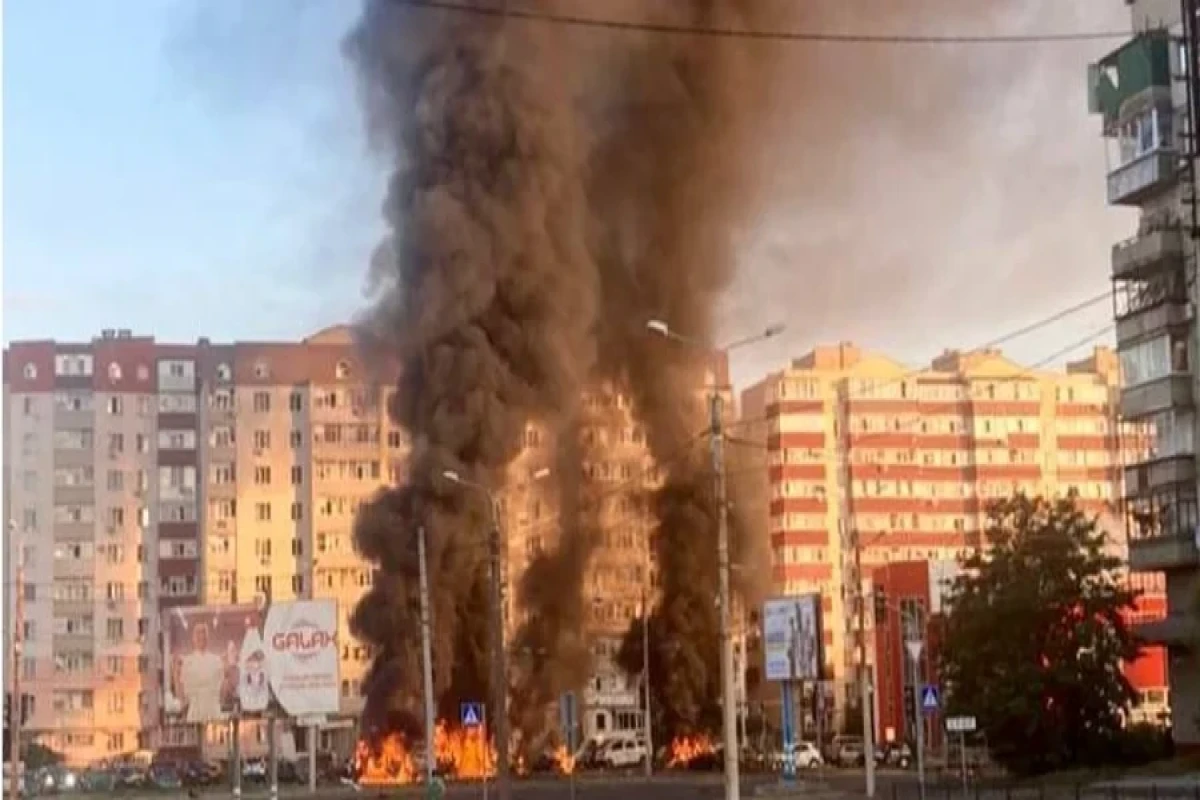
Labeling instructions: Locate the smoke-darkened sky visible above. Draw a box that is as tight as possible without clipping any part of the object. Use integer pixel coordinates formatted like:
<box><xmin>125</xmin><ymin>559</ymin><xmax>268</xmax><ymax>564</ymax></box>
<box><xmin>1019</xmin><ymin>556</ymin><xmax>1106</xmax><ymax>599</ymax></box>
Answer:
<box><xmin>4</xmin><ymin>0</ymin><xmax>1131</xmax><ymax>386</ymax></box>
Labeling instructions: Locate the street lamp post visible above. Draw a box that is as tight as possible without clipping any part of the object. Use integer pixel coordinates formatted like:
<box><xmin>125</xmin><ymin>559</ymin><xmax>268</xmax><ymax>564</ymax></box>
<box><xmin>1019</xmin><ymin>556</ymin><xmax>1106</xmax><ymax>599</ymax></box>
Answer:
<box><xmin>442</xmin><ymin>467</ymin><xmax>550</xmax><ymax>800</ymax></box>
<box><xmin>646</xmin><ymin>320</ymin><xmax>784</xmax><ymax>800</ymax></box>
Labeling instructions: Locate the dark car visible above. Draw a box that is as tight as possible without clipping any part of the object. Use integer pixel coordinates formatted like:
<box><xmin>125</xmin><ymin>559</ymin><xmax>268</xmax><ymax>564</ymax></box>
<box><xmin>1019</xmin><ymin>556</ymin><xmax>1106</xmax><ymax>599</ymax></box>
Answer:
<box><xmin>149</xmin><ymin>764</ymin><xmax>183</xmax><ymax>790</ymax></box>
<box><xmin>181</xmin><ymin>760</ymin><xmax>221</xmax><ymax>787</ymax></box>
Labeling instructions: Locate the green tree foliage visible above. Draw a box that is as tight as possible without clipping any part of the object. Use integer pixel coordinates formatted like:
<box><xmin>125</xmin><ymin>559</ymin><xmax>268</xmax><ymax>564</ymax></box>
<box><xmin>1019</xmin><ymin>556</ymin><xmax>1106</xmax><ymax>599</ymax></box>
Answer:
<box><xmin>939</xmin><ymin>494</ymin><xmax>1141</xmax><ymax>776</ymax></box>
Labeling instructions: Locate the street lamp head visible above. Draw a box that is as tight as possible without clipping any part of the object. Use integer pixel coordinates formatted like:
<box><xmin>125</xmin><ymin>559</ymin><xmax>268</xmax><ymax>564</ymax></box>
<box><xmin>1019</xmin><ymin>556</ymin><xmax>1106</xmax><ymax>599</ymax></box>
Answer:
<box><xmin>646</xmin><ymin>320</ymin><xmax>670</xmax><ymax>337</ymax></box>
<box><xmin>531</xmin><ymin>467</ymin><xmax>551</xmax><ymax>481</ymax></box>
<box><xmin>763</xmin><ymin>323</ymin><xmax>786</xmax><ymax>338</ymax></box>
<box><xmin>441</xmin><ymin>470</ymin><xmax>462</xmax><ymax>484</ymax></box>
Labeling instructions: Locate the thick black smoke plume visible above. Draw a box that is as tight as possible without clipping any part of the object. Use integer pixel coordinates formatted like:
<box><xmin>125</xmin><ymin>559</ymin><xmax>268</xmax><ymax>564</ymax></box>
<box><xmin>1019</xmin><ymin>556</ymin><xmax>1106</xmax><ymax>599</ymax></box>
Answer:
<box><xmin>345</xmin><ymin>0</ymin><xmax>598</xmax><ymax>736</ymax></box>
<box><xmin>347</xmin><ymin>0</ymin><xmax>788</xmax><ymax>744</ymax></box>
<box><xmin>348</xmin><ymin>0</ymin><xmax>1063</xmax><ymax>744</ymax></box>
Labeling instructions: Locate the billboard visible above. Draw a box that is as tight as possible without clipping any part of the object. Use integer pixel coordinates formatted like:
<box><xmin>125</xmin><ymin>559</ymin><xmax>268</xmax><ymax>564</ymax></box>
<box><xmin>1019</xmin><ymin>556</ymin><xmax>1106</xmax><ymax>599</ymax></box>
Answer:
<box><xmin>763</xmin><ymin>594</ymin><xmax>823</xmax><ymax>682</ymax></box>
<box><xmin>162</xmin><ymin>600</ymin><xmax>340</xmax><ymax>722</ymax></box>
<box><xmin>263</xmin><ymin>599</ymin><xmax>340</xmax><ymax>717</ymax></box>
<box><xmin>163</xmin><ymin>605</ymin><xmax>264</xmax><ymax>723</ymax></box>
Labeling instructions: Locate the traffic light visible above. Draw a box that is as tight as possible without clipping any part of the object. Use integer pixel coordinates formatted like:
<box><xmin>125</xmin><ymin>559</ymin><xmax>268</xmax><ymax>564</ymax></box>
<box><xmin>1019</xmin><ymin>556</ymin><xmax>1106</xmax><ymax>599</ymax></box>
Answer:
<box><xmin>874</xmin><ymin>590</ymin><xmax>888</xmax><ymax>624</ymax></box>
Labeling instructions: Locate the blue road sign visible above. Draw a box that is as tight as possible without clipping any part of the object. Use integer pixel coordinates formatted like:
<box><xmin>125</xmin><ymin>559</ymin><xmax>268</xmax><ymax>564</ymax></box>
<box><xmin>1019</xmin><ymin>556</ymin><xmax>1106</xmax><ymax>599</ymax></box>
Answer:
<box><xmin>921</xmin><ymin>685</ymin><xmax>940</xmax><ymax>712</ymax></box>
<box><xmin>461</xmin><ymin>702</ymin><xmax>484</xmax><ymax>727</ymax></box>
<box><xmin>559</xmin><ymin>692</ymin><xmax>578</xmax><ymax>752</ymax></box>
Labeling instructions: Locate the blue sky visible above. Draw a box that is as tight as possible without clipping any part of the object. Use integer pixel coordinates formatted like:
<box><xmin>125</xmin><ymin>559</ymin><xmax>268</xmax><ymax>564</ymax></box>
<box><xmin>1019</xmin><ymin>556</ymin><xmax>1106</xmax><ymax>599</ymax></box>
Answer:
<box><xmin>2</xmin><ymin>0</ymin><xmax>1133</xmax><ymax>387</ymax></box>
<box><xmin>3</xmin><ymin>0</ymin><xmax>378</xmax><ymax>345</ymax></box>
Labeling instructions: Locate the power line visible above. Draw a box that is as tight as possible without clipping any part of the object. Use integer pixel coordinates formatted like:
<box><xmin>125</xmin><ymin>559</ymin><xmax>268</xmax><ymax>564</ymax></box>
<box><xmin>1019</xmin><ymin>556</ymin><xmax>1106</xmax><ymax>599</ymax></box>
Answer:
<box><xmin>728</xmin><ymin>288</ymin><xmax>1113</xmax><ymax>433</ymax></box>
<box><xmin>387</xmin><ymin>0</ymin><xmax>1130</xmax><ymax>45</ymax></box>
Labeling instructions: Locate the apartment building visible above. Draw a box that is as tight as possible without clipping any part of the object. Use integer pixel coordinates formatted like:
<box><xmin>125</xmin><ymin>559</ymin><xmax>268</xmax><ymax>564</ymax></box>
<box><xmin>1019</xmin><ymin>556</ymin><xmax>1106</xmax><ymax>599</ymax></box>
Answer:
<box><xmin>741</xmin><ymin>342</ymin><xmax>1166</xmax><ymax>729</ymax></box>
<box><xmin>1088</xmin><ymin>0</ymin><xmax>1200</xmax><ymax>746</ymax></box>
<box><xmin>4</xmin><ymin>325</ymin><xmax>732</xmax><ymax>761</ymax></box>
<box><xmin>502</xmin><ymin>358</ymin><xmax>734</xmax><ymax>742</ymax></box>
<box><xmin>3</xmin><ymin>331</ymin><xmax>191</xmax><ymax>764</ymax></box>
<box><xmin>1</xmin><ymin>326</ymin><xmax>397</xmax><ymax>763</ymax></box>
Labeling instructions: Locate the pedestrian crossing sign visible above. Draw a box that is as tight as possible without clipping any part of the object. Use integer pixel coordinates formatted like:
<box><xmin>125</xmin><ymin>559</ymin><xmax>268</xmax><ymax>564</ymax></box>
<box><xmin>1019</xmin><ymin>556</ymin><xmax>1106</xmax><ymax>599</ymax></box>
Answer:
<box><xmin>921</xmin><ymin>686</ymin><xmax>940</xmax><ymax>711</ymax></box>
<box><xmin>461</xmin><ymin>702</ymin><xmax>484</xmax><ymax>727</ymax></box>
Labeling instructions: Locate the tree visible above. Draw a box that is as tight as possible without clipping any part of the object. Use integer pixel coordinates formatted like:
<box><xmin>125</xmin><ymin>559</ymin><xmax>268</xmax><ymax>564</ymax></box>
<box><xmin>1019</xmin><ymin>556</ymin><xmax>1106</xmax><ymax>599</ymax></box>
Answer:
<box><xmin>939</xmin><ymin>494</ymin><xmax>1141</xmax><ymax>776</ymax></box>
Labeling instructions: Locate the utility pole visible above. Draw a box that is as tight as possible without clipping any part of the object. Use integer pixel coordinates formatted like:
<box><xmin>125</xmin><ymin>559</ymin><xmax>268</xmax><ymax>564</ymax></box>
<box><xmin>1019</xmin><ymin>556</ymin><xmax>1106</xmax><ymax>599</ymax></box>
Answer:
<box><xmin>231</xmin><ymin>582</ymin><xmax>242</xmax><ymax>800</ymax></box>
<box><xmin>418</xmin><ymin>527</ymin><xmax>438</xmax><ymax>792</ymax></box>
<box><xmin>853</xmin><ymin>527</ymin><xmax>877</xmax><ymax>797</ymax></box>
<box><xmin>641</xmin><ymin>588</ymin><xmax>653</xmax><ymax>779</ymax></box>
<box><xmin>486</xmin><ymin>501</ymin><xmax>512</xmax><ymax>800</ymax></box>
<box><xmin>10</xmin><ymin>520</ymin><xmax>23</xmax><ymax>798</ymax></box>
<box><xmin>711</xmin><ymin>392</ymin><xmax>740</xmax><ymax>800</ymax></box>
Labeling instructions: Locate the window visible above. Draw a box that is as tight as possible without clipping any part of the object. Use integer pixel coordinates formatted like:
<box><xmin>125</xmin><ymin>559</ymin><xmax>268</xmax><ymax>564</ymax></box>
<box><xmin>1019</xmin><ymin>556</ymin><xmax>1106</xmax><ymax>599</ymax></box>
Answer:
<box><xmin>136</xmin><ymin>433</ymin><xmax>150</xmax><ymax>453</ymax></box>
<box><xmin>253</xmin><ymin>391</ymin><xmax>271</xmax><ymax>412</ymax></box>
<box><xmin>106</xmin><ymin>618</ymin><xmax>124</xmax><ymax>642</ymax></box>
<box><xmin>336</xmin><ymin>361</ymin><xmax>350</xmax><ymax>379</ymax></box>
<box><xmin>289</xmin><ymin>392</ymin><xmax>303</xmax><ymax>412</ymax></box>
<box><xmin>292</xmin><ymin>575</ymin><xmax>305</xmax><ymax>595</ymax></box>
<box><xmin>254</xmin><ymin>466</ymin><xmax>272</xmax><ymax>485</ymax></box>
<box><xmin>290</xmin><ymin>430</ymin><xmax>302</xmax><ymax>448</ymax></box>
<box><xmin>213</xmin><ymin>464</ymin><xmax>235</xmax><ymax>484</ymax></box>
<box><xmin>291</xmin><ymin>538</ymin><xmax>303</xmax><ymax>556</ymax></box>
<box><xmin>107</xmin><ymin>396</ymin><xmax>123</xmax><ymax>414</ymax></box>
<box><xmin>216</xmin><ymin>363</ymin><xmax>232</xmax><ymax>381</ymax></box>
<box><xmin>256</xmin><ymin>502</ymin><xmax>272</xmax><ymax>522</ymax></box>
<box><xmin>108</xmin><ymin>507</ymin><xmax>125</xmax><ymax>527</ymax></box>
<box><xmin>108</xmin><ymin>433</ymin><xmax>124</xmax><ymax>454</ymax></box>
<box><xmin>108</xmin><ymin>362</ymin><xmax>122</xmax><ymax>381</ymax></box>
<box><xmin>158</xmin><ymin>430</ymin><xmax>196</xmax><ymax>450</ymax></box>
<box><xmin>137</xmin><ymin>365</ymin><xmax>149</xmax><ymax>381</ymax></box>
<box><xmin>291</xmin><ymin>466</ymin><xmax>303</xmax><ymax>485</ymax></box>
<box><xmin>253</xmin><ymin>430</ymin><xmax>271</xmax><ymax>450</ymax></box>
<box><xmin>213</xmin><ymin>390</ymin><xmax>234</xmax><ymax>410</ymax></box>
<box><xmin>23</xmin><ymin>363</ymin><xmax>37</xmax><ymax>379</ymax></box>
<box><xmin>107</xmin><ymin>470</ymin><xmax>124</xmax><ymax>491</ymax></box>
<box><xmin>291</xmin><ymin>502</ymin><xmax>303</xmax><ymax>521</ymax></box>
<box><xmin>1120</xmin><ymin>334</ymin><xmax>1186</xmax><ymax>387</ymax></box>
<box><xmin>253</xmin><ymin>361</ymin><xmax>269</xmax><ymax>379</ymax></box>
<box><xmin>212</xmin><ymin>426</ymin><xmax>234</xmax><ymax>447</ymax></box>
<box><xmin>255</xmin><ymin>575</ymin><xmax>273</xmax><ymax>597</ymax></box>
<box><xmin>1114</xmin><ymin>106</ymin><xmax>1173</xmax><ymax>167</ymax></box>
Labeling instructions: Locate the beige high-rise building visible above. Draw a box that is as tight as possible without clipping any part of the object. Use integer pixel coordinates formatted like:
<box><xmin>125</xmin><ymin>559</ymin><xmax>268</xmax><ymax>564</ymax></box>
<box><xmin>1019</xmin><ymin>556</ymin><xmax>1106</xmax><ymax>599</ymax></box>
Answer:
<box><xmin>741</xmin><ymin>343</ymin><xmax>1166</xmax><ymax>732</ymax></box>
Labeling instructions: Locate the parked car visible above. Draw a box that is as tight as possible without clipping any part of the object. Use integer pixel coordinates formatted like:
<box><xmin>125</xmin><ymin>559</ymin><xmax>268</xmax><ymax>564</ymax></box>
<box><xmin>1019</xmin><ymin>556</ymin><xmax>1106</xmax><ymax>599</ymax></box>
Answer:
<box><xmin>768</xmin><ymin>741</ymin><xmax>822</xmax><ymax>771</ymax></box>
<box><xmin>597</xmin><ymin>737</ymin><xmax>648</xmax><ymax>769</ymax></box>
<box><xmin>148</xmin><ymin>763</ymin><xmax>182</xmax><ymax>791</ymax></box>
<box><xmin>831</xmin><ymin>736</ymin><xmax>865</xmax><ymax>767</ymax></box>
<box><xmin>883</xmin><ymin>743</ymin><xmax>913</xmax><ymax>769</ymax></box>
<box><xmin>114</xmin><ymin>765</ymin><xmax>147</xmax><ymax>790</ymax></box>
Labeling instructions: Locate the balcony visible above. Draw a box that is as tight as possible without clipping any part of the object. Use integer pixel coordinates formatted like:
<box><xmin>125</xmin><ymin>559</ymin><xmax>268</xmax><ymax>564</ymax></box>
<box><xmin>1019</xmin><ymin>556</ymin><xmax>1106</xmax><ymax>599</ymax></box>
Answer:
<box><xmin>1112</xmin><ymin>228</ymin><xmax>1185</xmax><ymax>280</ymax></box>
<box><xmin>1128</xmin><ymin>533</ymin><xmax>1200</xmax><ymax>573</ymax></box>
<box><xmin>1126</xmin><ymin>454</ymin><xmax>1197</xmax><ymax>496</ymax></box>
<box><xmin>1121</xmin><ymin>374</ymin><xmax>1193</xmax><ymax>419</ymax></box>
<box><xmin>1091</xmin><ymin>32</ymin><xmax>1173</xmax><ymax>129</ymax></box>
<box><xmin>1116</xmin><ymin>300</ymin><xmax>1191</xmax><ymax>348</ymax></box>
<box><xmin>1135</xmin><ymin>613</ymin><xmax>1200</xmax><ymax>648</ymax></box>
<box><xmin>1108</xmin><ymin>150</ymin><xmax>1178</xmax><ymax>206</ymax></box>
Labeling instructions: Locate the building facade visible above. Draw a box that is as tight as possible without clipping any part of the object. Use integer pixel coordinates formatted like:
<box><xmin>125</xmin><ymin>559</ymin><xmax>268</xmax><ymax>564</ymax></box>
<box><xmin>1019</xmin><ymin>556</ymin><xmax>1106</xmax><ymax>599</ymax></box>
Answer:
<box><xmin>1090</xmin><ymin>0</ymin><xmax>1200</xmax><ymax>745</ymax></box>
<box><xmin>741</xmin><ymin>343</ymin><xmax>1167</xmax><ymax>730</ymax></box>
<box><xmin>4</xmin><ymin>327</ymin><xmax>726</xmax><ymax>762</ymax></box>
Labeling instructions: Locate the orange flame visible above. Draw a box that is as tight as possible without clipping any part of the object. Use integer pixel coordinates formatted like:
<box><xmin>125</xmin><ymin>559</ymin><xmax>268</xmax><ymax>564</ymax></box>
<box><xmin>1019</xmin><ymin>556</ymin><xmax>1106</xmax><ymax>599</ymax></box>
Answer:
<box><xmin>553</xmin><ymin>745</ymin><xmax>576</xmax><ymax>775</ymax></box>
<box><xmin>354</xmin><ymin>721</ymin><xmax>497</xmax><ymax>785</ymax></box>
<box><xmin>355</xmin><ymin>734</ymin><xmax>418</xmax><ymax>786</ymax></box>
<box><xmin>666</xmin><ymin>735</ymin><xmax>715</xmax><ymax>768</ymax></box>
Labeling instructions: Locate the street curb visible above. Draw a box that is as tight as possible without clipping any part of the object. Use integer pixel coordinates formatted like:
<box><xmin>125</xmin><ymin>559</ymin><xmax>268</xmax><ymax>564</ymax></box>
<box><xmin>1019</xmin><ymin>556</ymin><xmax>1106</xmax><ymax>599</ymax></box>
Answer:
<box><xmin>754</xmin><ymin>779</ymin><xmax>851</xmax><ymax>799</ymax></box>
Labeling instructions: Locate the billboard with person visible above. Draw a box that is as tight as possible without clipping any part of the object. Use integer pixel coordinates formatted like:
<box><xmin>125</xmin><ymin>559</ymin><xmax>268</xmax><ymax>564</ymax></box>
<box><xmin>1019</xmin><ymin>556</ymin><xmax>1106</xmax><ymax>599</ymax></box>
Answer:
<box><xmin>161</xmin><ymin>599</ymin><xmax>339</xmax><ymax>722</ymax></box>
<box><xmin>162</xmin><ymin>605</ymin><xmax>265</xmax><ymax>723</ymax></box>
<box><xmin>763</xmin><ymin>593</ymin><xmax>823</xmax><ymax>682</ymax></box>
